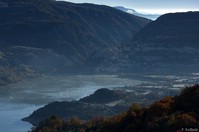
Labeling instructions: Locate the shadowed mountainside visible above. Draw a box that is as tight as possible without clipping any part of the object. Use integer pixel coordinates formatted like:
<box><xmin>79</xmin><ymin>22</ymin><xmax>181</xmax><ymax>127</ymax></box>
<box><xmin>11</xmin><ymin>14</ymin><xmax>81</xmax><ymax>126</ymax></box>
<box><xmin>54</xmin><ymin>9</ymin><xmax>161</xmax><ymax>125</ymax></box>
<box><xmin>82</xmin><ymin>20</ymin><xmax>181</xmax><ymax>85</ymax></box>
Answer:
<box><xmin>1</xmin><ymin>3</ymin><xmax>199</xmax><ymax>85</ymax></box>
<box><xmin>133</xmin><ymin>12</ymin><xmax>199</xmax><ymax>44</ymax></box>
<box><xmin>0</xmin><ymin>0</ymin><xmax>150</xmax><ymax>63</ymax></box>
<box><xmin>92</xmin><ymin>12</ymin><xmax>199</xmax><ymax>73</ymax></box>
<box><xmin>0</xmin><ymin>0</ymin><xmax>150</xmax><ymax>85</ymax></box>
<box><xmin>130</xmin><ymin>12</ymin><xmax>199</xmax><ymax>72</ymax></box>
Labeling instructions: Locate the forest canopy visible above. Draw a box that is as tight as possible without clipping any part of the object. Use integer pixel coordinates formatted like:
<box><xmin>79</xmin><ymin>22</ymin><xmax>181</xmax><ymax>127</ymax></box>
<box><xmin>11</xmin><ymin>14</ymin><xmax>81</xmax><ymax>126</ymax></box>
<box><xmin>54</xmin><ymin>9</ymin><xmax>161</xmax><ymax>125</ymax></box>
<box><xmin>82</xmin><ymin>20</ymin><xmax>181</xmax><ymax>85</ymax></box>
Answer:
<box><xmin>33</xmin><ymin>85</ymin><xmax>199</xmax><ymax>132</ymax></box>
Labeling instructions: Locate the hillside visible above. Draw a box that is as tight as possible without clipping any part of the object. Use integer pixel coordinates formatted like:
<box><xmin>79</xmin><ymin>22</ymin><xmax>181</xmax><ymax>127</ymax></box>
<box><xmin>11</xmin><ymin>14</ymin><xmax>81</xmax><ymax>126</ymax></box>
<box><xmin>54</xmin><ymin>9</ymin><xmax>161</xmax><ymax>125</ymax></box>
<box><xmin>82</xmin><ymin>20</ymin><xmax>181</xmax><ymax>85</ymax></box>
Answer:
<box><xmin>93</xmin><ymin>12</ymin><xmax>199</xmax><ymax>73</ymax></box>
<box><xmin>130</xmin><ymin>12</ymin><xmax>199</xmax><ymax>72</ymax></box>
<box><xmin>23</xmin><ymin>86</ymin><xmax>177</xmax><ymax>126</ymax></box>
<box><xmin>32</xmin><ymin>85</ymin><xmax>199</xmax><ymax>132</ymax></box>
<box><xmin>0</xmin><ymin>0</ymin><xmax>150</xmax><ymax>85</ymax></box>
<box><xmin>133</xmin><ymin>12</ymin><xmax>199</xmax><ymax>44</ymax></box>
<box><xmin>0</xmin><ymin>0</ymin><xmax>150</xmax><ymax>63</ymax></box>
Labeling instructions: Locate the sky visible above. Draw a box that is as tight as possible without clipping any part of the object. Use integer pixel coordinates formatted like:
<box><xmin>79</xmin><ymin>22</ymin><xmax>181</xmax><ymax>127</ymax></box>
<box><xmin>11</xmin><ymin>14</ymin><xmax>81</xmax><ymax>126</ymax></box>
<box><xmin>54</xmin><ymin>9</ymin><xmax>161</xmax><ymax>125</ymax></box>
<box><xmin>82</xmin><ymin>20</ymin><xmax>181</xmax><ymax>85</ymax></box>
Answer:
<box><xmin>58</xmin><ymin>0</ymin><xmax>199</xmax><ymax>14</ymax></box>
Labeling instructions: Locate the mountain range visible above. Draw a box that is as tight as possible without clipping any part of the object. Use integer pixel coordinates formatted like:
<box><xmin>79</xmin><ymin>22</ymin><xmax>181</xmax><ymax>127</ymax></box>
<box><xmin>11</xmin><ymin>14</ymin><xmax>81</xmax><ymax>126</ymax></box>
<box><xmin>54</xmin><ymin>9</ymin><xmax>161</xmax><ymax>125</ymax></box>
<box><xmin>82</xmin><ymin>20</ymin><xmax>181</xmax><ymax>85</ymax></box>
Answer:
<box><xmin>0</xmin><ymin>0</ymin><xmax>150</xmax><ymax>85</ymax></box>
<box><xmin>0</xmin><ymin>0</ymin><xmax>199</xmax><ymax>85</ymax></box>
<box><xmin>91</xmin><ymin>11</ymin><xmax>199</xmax><ymax>73</ymax></box>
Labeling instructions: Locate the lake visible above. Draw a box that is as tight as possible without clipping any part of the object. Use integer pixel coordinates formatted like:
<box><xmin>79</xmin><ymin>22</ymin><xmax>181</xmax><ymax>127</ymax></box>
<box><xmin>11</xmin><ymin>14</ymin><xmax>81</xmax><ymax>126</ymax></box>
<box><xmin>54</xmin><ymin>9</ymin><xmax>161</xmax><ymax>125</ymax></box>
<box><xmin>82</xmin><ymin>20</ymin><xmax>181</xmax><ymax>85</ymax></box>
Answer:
<box><xmin>0</xmin><ymin>75</ymin><xmax>143</xmax><ymax>132</ymax></box>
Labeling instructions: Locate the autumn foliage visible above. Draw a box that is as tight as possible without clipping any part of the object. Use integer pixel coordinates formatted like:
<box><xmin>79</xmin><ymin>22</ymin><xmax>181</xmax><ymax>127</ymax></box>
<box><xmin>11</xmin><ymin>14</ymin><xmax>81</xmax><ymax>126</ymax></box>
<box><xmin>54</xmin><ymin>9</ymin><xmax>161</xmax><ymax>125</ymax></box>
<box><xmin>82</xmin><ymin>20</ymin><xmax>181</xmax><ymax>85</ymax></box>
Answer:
<box><xmin>33</xmin><ymin>85</ymin><xmax>199</xmax><ymax>132</ymax></box>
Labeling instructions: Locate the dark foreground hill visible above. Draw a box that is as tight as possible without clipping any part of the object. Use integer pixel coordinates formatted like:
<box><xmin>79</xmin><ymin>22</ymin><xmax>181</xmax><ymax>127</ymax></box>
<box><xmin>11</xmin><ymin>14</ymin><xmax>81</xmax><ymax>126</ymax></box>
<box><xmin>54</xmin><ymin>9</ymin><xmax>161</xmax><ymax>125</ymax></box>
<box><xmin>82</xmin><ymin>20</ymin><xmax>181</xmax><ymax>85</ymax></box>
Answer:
<box><xmin>0</xmin><ymin>0</ymin><xmax>150</xmax><ymax>85</ymax></box>
<box><xmin>23</xmin><ymin>87</ymin><xmax>177</xmax><ymax>126</ymax></box>
<box><xmin>31</xmin><ymin>85</ymin><xmax>199</xmax><ymax>132</ymax></box>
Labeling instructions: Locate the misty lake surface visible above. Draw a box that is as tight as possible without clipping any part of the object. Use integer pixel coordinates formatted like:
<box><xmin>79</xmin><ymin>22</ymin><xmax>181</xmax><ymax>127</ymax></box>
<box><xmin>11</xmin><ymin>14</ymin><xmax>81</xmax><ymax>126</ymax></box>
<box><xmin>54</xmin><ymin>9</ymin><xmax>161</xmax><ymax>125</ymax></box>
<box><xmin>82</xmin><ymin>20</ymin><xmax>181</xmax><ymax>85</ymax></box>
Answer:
<box><xmin>0</xmin><ymin>75</ymin><xmax>143</xmax><ymax>132</ymax></box>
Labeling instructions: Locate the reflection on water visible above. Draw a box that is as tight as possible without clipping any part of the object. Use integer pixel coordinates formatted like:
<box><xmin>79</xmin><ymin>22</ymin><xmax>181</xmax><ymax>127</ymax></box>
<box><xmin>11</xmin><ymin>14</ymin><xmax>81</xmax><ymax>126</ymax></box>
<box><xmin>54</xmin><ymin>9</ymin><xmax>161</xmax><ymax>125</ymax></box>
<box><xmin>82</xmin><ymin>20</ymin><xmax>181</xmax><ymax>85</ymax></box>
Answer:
<box><xmin>0</xmin><ymin>75</ymin><xmax>143</xmax><ymax>132</ymax></box>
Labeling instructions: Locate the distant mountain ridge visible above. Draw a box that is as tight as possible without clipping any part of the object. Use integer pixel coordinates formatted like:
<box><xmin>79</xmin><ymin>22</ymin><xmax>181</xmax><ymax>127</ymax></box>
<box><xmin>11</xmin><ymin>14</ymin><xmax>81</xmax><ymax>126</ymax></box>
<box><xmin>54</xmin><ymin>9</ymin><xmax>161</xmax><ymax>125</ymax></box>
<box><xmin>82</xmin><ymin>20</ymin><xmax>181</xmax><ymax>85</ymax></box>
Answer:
<box><xmin>1</xmin><ymin>1</ymin><xmax>199</xmax><ymax>85</ymax></box>
<box><xmin>114</xmin><ymin>6</ymin><xmax>160</xmax><ymax>20</ymax></box>
<box><xmin>114</xmin><ymin>6</ymin><xmax>137</xmax><ymax>14</ymax></box>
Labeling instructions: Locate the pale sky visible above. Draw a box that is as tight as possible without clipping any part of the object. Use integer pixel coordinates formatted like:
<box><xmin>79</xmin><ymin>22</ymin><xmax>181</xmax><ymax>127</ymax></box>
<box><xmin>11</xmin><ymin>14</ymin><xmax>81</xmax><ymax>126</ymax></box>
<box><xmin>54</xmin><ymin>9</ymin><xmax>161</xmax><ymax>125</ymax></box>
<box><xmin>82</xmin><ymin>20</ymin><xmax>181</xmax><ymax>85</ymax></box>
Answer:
<box><xmin>58</xmin><ymin>0</ymin><xmax>199</xmax><ymax>14</ymax></box>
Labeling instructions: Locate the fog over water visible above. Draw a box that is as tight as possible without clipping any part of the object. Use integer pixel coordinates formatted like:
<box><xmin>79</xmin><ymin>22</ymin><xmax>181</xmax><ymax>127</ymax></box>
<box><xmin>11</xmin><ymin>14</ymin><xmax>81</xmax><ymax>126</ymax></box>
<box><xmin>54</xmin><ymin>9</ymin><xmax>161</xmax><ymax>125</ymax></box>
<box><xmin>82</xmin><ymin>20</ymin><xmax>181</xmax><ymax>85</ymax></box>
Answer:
<box><xmin>1</xmin><ymin>73</ymin><xmax>199</xmax><ymax>131</ymax></box>
<box><xmin>1</xmin><ymin>75</ymin><xmax>143</xmax><ymax>104</ymax></box>
<box><xmin>0</xmin><ymin>75</ymin><xmax>143</xmax><ymax>132</ymax></box>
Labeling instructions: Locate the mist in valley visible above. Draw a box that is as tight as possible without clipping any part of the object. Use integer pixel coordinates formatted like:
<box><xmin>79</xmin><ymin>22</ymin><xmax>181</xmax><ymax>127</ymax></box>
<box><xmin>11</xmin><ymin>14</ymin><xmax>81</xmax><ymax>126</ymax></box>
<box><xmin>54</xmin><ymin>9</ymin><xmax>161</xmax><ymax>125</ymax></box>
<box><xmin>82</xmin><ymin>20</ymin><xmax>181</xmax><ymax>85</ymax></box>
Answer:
<box><xmin>1</xmin><ymin>73</ymin><xmax>199</xmax><ymax>131</ymax></box>
<box><xmin>0</xmin><ymin>75</ymin><xmax>144</xmax><ymax>104</ymax></box>
<box><xmin>0</xmin><ymin>75</ymin><xmax>144</xmax><ymax>132</ymax></box>
<box><xmin>0</xmin><ymin>0</ymin><xmax>198</xmax><ymax>132</ymax></box>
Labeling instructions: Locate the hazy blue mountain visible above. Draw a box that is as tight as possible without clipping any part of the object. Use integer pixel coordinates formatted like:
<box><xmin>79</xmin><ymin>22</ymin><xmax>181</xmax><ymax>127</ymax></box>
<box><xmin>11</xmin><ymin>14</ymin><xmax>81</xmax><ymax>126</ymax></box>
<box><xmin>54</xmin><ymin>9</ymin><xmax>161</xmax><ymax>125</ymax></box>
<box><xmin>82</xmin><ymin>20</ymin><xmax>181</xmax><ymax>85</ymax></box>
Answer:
<box><xmin>130</xmin><ymin>12</ymin><xmax>199</xmax><ymax>72</ymax></box>
<box><xmin>0</xmin><ymin>0</ymin><xmax>151</xmax><ymax>85</ymax></box>
<box><xmin>0</xmin><ymin>0</ymin><xmax>150</xmax><ymax>62</ymax></box>
<box><xmin>90</xmin><ymin>12</ymin><xmax>199</xmax><ymax>73</ymax></box>
<box><xmin>114</xmin><ymin>6</ymin><xmax>160</xmax><ymax>20</ymax></box>
<box><xmin>1</xmin><ymin>1</ymin><xmax>198</xmax><ymax>84</ymax></box>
